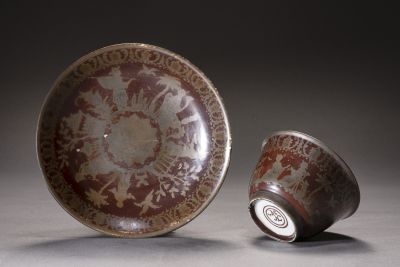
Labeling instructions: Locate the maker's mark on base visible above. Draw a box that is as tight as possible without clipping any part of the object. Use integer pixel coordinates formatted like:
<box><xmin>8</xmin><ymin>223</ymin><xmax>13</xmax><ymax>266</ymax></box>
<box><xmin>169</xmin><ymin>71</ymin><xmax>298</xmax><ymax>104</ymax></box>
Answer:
<box><xmin>264</xmin><ymin>205</ymin><xmax>288</xmax><ymax>228</ymax></box>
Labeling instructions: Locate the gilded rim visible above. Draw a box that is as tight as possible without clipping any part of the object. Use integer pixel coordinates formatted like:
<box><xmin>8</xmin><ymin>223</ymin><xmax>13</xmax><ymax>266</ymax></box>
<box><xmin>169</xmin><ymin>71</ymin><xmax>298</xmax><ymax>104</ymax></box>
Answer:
<box><xmin>36</xmin><ymin>43</ymin><xmax>232</xmax><ymax>237</ymax></box>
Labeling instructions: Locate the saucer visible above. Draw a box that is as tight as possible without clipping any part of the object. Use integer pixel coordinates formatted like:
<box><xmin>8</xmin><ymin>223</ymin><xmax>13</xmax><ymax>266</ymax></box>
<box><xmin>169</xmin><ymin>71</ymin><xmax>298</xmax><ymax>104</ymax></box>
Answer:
<box><xmin>37</xmin><ymin>43</ymin><xmax>231</xmax><ymax>237</ymax></box>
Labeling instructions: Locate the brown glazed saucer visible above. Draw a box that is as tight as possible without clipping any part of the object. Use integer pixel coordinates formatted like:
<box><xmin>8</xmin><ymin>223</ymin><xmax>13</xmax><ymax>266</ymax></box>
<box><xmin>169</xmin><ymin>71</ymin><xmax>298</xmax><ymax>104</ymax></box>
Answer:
<box><xmin>37</xmin><ymin>43</ymin><xmax>231</xmax><ymax>237</ymax></box>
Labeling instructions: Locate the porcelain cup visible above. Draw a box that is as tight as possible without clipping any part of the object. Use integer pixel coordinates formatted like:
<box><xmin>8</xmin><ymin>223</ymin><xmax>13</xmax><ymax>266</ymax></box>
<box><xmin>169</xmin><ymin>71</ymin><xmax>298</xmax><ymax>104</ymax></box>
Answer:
<box><xmin>248</xmin><ymin>131</ymin><xmax>360</xmax><ymax>242</ymax></box>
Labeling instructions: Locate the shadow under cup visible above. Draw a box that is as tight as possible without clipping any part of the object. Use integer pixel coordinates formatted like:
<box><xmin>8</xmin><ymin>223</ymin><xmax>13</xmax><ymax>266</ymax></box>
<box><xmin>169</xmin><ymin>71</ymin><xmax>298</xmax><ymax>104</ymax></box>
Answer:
<box><xmin>248</xmin><ymin>131</ymin><xmax>360</xmax><ymax>242</ymax></box>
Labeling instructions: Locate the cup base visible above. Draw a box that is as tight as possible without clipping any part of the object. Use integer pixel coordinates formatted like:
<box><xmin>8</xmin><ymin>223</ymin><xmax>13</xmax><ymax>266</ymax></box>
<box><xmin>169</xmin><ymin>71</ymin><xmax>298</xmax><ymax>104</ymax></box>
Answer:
<box><xmin>249</xmin><ymin>192</ymin><xmax>300</xmax><ymax>242</ymax></box>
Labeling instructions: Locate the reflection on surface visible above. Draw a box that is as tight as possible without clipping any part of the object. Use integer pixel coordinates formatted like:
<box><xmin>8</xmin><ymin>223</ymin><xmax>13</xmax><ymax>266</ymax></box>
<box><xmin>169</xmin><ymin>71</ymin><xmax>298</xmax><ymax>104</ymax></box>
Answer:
<box><xmin>252</xmin><ymin>231</ymin><xmax>374</xmax><ymax>254</ymax></box>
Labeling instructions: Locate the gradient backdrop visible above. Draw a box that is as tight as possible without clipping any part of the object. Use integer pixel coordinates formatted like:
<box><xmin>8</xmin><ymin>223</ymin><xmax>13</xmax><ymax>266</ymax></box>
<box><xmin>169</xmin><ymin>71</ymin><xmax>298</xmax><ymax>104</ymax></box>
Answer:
<box><xmin>1</xmin><ymin>1</ymin><xmax>399</xmax><ymax>266</ymax></box>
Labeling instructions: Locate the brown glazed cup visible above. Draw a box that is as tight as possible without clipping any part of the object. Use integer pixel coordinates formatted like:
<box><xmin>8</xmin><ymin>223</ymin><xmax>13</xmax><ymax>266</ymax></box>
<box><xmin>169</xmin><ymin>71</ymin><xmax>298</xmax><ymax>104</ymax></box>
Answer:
<box><xmin>248</xmin><ymin>130</ymin><xmax>360</xmax><ymax>242</ymax></box>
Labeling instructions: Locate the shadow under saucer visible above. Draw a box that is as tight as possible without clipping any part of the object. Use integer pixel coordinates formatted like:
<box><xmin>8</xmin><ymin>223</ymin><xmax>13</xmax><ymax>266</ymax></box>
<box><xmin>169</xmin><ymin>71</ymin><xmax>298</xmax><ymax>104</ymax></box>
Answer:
<box><xmin>252</xmin><ymin>231</ymin><xmax>374</xmax><ymax>254</ymax></box>
<box><xmin>15</xmin><ymin>231</ymin><xmax>237</xmax><ymax>258</ymax></box>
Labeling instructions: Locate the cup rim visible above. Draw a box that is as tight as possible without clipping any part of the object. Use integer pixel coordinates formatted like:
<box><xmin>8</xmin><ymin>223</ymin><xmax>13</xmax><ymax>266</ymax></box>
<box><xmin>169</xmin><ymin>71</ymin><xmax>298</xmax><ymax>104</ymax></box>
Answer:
<box><xmin>262</xmin><ymin>130</ymin><xmax>360</xmax><ymax>218</ymax></box>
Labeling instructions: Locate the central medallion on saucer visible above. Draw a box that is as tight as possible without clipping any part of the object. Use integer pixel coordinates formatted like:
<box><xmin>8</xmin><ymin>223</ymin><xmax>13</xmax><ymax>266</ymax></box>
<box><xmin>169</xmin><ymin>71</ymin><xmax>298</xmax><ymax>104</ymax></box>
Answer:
<box><xmin>105</xmin><ymin>111</ymin><xmax>161</xmax><ymax>169</ymax></box>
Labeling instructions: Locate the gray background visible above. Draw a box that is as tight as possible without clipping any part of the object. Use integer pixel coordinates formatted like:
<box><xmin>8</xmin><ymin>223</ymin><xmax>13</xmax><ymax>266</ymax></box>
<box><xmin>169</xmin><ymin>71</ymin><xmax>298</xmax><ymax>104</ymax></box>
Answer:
<box><xmin>1</xmin><ymin>1</ymin><xmax>399</xmax><ymax>266</ymax></box>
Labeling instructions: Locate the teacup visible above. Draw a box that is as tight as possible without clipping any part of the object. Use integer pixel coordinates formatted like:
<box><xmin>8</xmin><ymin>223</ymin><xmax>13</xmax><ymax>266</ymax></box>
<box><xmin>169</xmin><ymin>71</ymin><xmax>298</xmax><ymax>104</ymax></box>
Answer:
<box><xmin>248</xmin><ymin>130</ymin><xmax>360</xmax><ymax>242</ymax></box>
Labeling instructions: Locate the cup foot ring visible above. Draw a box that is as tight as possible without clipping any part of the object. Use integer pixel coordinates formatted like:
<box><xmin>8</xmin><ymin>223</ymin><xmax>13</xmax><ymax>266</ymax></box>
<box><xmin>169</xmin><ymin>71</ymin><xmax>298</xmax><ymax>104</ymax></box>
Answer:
<box><xmin>249</xmin><ymin>197</ymin><xmax>298</xmax><ymax>242</ymax></box>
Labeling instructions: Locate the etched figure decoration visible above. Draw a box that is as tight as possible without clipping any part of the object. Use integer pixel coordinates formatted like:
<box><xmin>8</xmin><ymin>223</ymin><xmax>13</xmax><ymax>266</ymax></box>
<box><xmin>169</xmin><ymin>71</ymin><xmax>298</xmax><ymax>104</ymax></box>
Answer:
<box><xmin>37</xmin><ymin>44</ymin><xmax>231</xmax><ymax>237</ymax></box>
<box><xmin>57</xmin><ymin>65</ymin><xmax>207</xmax><ymax>214</ymax></box>
<box><xmin>248</xmin><ymin>131</ymin><xmax>360</xmax><ymax>241</ymax></box>
<box><xmin>250</xmin><ymin>132</ymin><xmax>360</xmax><ymax>222</ymax></box>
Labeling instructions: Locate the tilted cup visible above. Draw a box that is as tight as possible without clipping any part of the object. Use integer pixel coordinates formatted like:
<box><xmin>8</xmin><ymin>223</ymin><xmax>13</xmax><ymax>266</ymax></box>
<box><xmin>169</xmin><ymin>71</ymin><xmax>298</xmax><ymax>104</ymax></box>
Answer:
<box><xmin>248</xmin><ymin>131</ymin><xmax>360</xmax><ymax>242</ymax></box>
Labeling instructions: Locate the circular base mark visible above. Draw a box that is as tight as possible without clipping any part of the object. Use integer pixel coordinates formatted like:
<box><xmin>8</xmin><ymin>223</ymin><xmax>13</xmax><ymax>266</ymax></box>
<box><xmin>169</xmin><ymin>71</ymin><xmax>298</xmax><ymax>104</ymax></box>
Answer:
<box><xmin>253</xmin><ymin>199</ymin><xmax>296</xmax><ymax>238</ymax></box>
